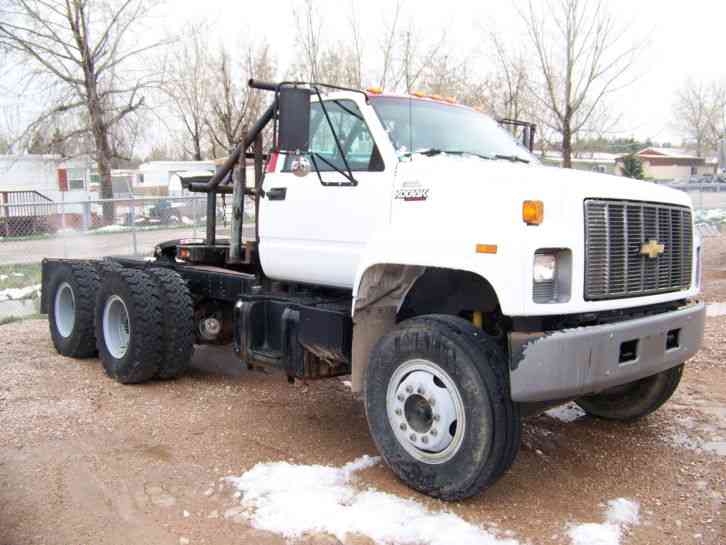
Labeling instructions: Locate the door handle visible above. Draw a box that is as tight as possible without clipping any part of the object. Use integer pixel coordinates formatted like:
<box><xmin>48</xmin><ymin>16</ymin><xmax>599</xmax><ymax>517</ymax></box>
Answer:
<box><xmin>267</xmin><ymin>187</ymin><xmax>287</xmax><ymax>201</ymax></box>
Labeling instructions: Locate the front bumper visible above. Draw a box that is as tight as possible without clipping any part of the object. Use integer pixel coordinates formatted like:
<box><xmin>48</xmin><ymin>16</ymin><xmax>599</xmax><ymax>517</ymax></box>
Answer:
<box><xmin>508</xmin><ymin>302</ymin><xmax>706</xmax><ymax>403</ymax></box>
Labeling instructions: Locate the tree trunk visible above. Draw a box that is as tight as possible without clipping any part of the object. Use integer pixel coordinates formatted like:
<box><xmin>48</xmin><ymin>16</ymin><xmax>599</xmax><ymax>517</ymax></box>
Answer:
<box><xmin>87</xmin><ymin>81</ymin><xmax>115</xmax><ymax>224</ymax></box>
<box><xmin>193</xmin><ymin>136</ymin><xmax>202</xmax><ymax>161</ymax></box>
<box><xmin>562</xmin><ymin>115</ymin><xmax>573</xmax><ymax>169</ymax></box>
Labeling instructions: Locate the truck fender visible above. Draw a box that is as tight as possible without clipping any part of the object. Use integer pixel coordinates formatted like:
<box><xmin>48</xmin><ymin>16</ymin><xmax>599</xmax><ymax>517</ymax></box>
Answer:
<box><xmin>350</xmin><ymin>263</ymin><xmax>501</xmax><ymax>393</ymax></box>
<box><xmin>350</xmin><ymin>264</ymin><xmax>424</xmax><ymax>394</ymax></box>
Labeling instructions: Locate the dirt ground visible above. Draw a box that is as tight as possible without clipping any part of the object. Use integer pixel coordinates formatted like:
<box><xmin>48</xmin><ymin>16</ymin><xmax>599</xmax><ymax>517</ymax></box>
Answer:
<box><xmin>1</xmin><ymin>240</ymin><xmax>725</xmax><ymax>545</ymax></box>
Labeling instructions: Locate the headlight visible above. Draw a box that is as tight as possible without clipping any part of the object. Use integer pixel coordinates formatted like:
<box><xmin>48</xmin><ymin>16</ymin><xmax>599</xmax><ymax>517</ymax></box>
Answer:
<box><xmin>533</xmin><ymin>254</ymin><xmax>557</xmax><ymax>283</ymax></box>
<box><xmin>533</xmin><ymin>249</ymin><xmax>572</xmax><ymax>303</ymax></box>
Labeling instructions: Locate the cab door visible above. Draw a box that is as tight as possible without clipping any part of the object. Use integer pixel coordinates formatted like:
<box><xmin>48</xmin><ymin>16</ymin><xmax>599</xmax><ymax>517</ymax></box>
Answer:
<box><xmin>259</xmin><ymin>98</ymin><xmax>393</xmax><ymax>289</ymax></box>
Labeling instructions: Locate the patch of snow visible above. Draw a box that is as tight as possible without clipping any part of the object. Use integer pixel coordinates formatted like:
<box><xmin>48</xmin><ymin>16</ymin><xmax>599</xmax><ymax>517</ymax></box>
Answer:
<box><xmin>225</xmin><ymin>456</ymin><xmax>520</xmax><ymax>545</ymax></box>
<box><xmin>94</xmin><ymin>224</ymin><xmax>129</xmax><ymax>233</ymax></box>
<box><xmin>181</xmin><ymin>216</ymin><xmax>194</xmax><ymax>225</ymax></box>
<box><xmin>0</xmin><ymin>284</ymin><xmax>41</xmax><ymax>301</ymax></box>
<box><xmin>701</xmin><ymin>440</ymin><xmax>726</xmax><ymax>456</ymax></box>
<box><xmin>546</xmin><ymin>403</ymin><xmax>586</xmax><ymax>423</ymax></box>
<box><xmin>668</xmin><ymin>430</ymin><xmax>726</xmax><ymax>457</ymax></box>
<box><xmin>0</xmin><ymin>274</ymin><xmax>7</xmax><ymax>281</ymax></box>
<box><xmin>11</xmin><ymin>272</ymin><xmax>25</xmax><ymax>277</ymax></box>
<box><xmin>706</xmin><ymin>303</ymin><xmax>726</xmax><ymax>317</ymax></box>
<box><xmin>568</xmin><ymin>498</ymin><xmax>640</xmax><ymax>545</ymax></box>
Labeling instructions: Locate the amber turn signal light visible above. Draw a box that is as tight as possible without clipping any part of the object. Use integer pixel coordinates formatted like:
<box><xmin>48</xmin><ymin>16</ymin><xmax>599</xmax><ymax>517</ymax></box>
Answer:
<box><xmin>475</xmin><ymin>244</ymin><xmax>498</xmax><ymax>254</ymax></box>
<box><xmin>522</xmin><ymin>200</ymin><xmax>544</xmax><ymax>225</ymax></box>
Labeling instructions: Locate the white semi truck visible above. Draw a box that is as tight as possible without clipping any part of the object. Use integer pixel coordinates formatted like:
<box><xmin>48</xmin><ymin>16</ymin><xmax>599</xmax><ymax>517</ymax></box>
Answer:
<box><xmin>40</xmin><ymin>80</ymin><xmax>705</xmax><ymax>500</ymax></box>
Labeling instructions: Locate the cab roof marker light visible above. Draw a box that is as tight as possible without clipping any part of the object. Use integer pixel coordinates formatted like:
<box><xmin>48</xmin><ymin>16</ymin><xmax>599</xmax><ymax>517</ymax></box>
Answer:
<box><xmin>366</xmin><ymin>87</ymin><xmax>383</xmax><ymax>94</ymax></box>
<box><xmin>411</xmin><ymin>91</ymin><xmax>426</xmax><ymax>97</ymax></box>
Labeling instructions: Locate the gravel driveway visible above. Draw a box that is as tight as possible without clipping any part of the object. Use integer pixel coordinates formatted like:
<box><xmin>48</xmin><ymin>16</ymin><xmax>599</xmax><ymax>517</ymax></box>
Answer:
<box><xmin>1</xmin><ymin>240</ymin><xmax>725</xmax><ymax>545</ymax></box>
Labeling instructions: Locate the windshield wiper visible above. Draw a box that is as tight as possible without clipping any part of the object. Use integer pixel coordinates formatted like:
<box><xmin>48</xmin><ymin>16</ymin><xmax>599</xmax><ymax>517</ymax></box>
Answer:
<box><xmin>494</xmin><ymin>154</ymin><xmax>530</xmax><ymax>164</ymax></box>
<box><xmin>401</xmin><ymin>148</ymin><xmax>494</xmax><ymax>161</ymax></box>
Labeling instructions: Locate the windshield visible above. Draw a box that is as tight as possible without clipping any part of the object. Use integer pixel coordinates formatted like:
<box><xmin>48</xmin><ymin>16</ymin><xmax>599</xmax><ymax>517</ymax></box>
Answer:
<box><xmin>370</xmin><ymin>96</ymin><xmax>536</xmax><ymax>164</ymax></box>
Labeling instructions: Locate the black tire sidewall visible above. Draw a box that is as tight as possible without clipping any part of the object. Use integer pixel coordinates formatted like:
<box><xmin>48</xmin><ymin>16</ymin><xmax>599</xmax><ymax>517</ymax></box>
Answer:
<box><xmin>576</xmin><ymin>364</ymin><xmax>684</xmax><ymax>421</ymax></box>
<box><xmin>365</xmin><ymin>319</ymin><xmax>502</xmax><ymax>499</ymax></box>
<box><xmin>147</xmin><ymin>267</ymin><xmax>195</xmax><ymax>379</ymax></box>
<box><xmin>48</xmin><ymin>263</ymin><xmax>97</xmax><ymax>357</ymax></box>
<box><xmin>95</xmin><ymin>271</ymin><xmax>161</xmax><ymax>383</ymax></box>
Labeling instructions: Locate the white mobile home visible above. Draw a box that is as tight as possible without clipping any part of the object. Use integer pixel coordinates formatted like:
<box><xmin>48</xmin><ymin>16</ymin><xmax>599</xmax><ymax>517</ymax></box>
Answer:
<box><xmin>138</xmin><ymin>161</ymin><xmax>216</xmax><ymax>195</ymax></box>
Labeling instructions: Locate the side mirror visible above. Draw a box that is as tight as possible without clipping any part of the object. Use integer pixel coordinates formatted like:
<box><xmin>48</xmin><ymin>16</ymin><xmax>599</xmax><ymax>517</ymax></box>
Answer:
<box><xmin>278</xmin><ymin>86</ymin><xmax>311</xmax><ymax>153</ymax></box>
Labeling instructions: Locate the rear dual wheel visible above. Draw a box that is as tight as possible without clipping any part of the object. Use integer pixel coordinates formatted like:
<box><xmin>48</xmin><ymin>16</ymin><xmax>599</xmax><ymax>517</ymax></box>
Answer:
<box><xmin>95</xmin><ymin>267</ymin><xmax>195</xmax><ymax>383</ymax></box>
<box><xmin>95</xmin><ymin>269</ymin><xmax>164</xmax><ymax>383</ymax></box>
<box><xmin>48</xmin><ymin>262</ymin><xmax>100</xmax><ymax>358</ymax></box>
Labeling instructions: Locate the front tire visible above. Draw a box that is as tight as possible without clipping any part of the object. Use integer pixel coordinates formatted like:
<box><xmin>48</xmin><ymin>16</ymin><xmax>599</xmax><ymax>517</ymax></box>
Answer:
<box><xmin>365</xmin><ymin>315</ymin><xmax>520</xmax><ymax>501</ymax></box>
<box><xmin>95</xmin><ymin>269</ymin><xmax>164</xmax><ymax>384</ymax></box>
<box><xmin>575</xmin><ymin>364</ymin><xmax>684</xmax><ymax>421</ymax></box>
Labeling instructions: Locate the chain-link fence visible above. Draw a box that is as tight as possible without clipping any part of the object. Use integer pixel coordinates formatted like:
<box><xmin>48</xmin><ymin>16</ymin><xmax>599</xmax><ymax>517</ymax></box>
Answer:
<box><xmin>0</xmin><ymin>194</ymin><xmax>259</xmax><ymax>265</ymax></box>
<box><xmin>659</xmin><ymin>181</ymin><xmax>726</xmax><ymax>237</ymax></box>
<box><xmin>0</xmin><ymin>194</ymin><xmax>257</xmax><ymax>320</ymax></box>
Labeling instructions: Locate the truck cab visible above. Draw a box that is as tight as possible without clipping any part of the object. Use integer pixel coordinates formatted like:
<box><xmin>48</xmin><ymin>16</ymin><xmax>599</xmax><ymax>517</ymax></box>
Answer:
<box><xmin>40</xmin><ymin>80</ymin><xmax>705</xmax><ymax>501</ymax></box>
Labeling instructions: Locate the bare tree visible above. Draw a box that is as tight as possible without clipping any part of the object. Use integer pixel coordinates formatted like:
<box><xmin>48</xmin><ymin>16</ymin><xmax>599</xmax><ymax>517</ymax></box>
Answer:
<box><xmin>674</xmin><ymin>78</ymin><xmax>726</xmax><ymax>157</ymax></box>
<box><xmin>378</xmin><ymin>0</ymin><xmax>403</xmax><ymax>89</ymax></box>
<box><xmin>346</xmin><ymin>1</ymin><xmax>364</xmax><ymax>88</ymax></box>
<box><xmin>206</xmin><ymin>42</ymin><xmax>275</xmax><ymax>156</ymax></box>
<box><xmin>290</xmin><ymin>0</ymin><xmax>362</xmax><ymax>88</ymax></box>
<box><xmin>519</xmin><ymin>0</ymin><xmax>641</xmax><ymax>167</ymax></box>
<box><xmin>0</xmin><ymin>0</ymin><xmax>164</xmax><ymax>221</ymax></box>
<box><xmin>160</xmin><ymin>23</ymin><xmax>211</xmax><ymax>160</ymax></box>
<box><xmin>394</xmin><ymin>24</ymin><xmax>449</xmax><ymax>94</ymax></box>
<box><xmin>288</xmin><ymin>0</ymin><xmax>459</xmax><ymax>95</ymax></box>
<box><xmin>483</xmin><ymin>33</ymin><xmax>532</xmax><ymax>121</ymax></box>
<box><xmin>292</xmin><ymin>0</ymin><xmax>323</xmax><ymax>82</ymax></box>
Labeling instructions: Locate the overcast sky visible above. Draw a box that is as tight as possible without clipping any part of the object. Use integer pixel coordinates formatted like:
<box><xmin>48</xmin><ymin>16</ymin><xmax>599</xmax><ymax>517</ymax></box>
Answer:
<box><xmin>2</xmin><ymin>0</ymin><xmax>723</xmax><ymax>150</ymax></box>
<box><xmin>154</xmin><ymin>0</ymin><xmax>726</xmax><ymax>145</ymax></box>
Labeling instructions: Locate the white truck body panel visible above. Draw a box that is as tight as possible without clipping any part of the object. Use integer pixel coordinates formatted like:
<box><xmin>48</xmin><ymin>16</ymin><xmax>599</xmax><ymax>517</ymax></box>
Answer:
<box><xmin>259</xmin><ymin>91</ymin><xmax>699</xmax><ymax>317</ymax></box>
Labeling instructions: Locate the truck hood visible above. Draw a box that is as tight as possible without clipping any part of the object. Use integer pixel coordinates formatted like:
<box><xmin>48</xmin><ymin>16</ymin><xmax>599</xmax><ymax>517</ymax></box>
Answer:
<box><xmin>393</xmin><ymin>155</ymin><xmax>692</xmax><ymax>208</ymax></box>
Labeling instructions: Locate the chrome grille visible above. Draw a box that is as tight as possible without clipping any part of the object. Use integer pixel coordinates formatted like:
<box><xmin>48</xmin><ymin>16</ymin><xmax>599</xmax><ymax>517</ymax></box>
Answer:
<box><xmin>584</xmin><ymin>199</ymin><xmax>692</xmax><ymax>300</ymax></box>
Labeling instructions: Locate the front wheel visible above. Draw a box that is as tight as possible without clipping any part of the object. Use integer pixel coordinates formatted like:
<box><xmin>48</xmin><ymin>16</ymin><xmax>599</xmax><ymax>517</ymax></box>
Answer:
<box><xmin>575</xmin><ymin>364</ymin><xmax>684</xmax><ymax>421</ymax></box>
<box><xmin>364</xmin><ymin>315</ymin><xmax>520</xmax><ymax>501</ymax></box>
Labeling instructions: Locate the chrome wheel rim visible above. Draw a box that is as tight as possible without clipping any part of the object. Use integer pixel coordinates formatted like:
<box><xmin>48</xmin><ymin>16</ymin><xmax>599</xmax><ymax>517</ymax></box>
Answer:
<box><xmin>103</xmin><ymin>295</ymin><xmax>130</xmax><ymax>359</ymax></box>
<box><xmin>386</xmin><ymin>358</ymin><xmax>466</xmax><ymax>464</ymax></box>
<box><xmin>54</xmin><ymin>282</ymin><xmax>75</xmax><ymax>338</ymax></box>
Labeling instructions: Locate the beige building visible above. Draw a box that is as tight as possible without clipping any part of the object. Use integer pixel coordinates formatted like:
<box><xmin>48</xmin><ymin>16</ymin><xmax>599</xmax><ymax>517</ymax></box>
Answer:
<box><xmin>616</xmin><ymin>148</ymin><xmax>718</xmax><ymax>180</ymax></box>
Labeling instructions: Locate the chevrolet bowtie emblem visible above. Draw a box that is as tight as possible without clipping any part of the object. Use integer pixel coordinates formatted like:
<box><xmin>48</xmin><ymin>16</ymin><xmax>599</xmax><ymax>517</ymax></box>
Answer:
<box><xmin>641</xmin><ymin>239</ymin><xmax>665</xmax><ymax>259</ymax></box>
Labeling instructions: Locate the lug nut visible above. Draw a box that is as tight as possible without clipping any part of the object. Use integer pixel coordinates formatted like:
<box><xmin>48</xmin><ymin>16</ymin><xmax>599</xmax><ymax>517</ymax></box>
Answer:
<box><xmin>429</xmin><ymin>398</ymin><xmax>436</xmax><ymax>406</ymax></box>
<box><xmin>433</xmin><ymin>413</ymin><xmax>440</xmax><ymax>422</ymax></box>
<box><xmin>430</xmin><ymin>428</ymin><xmax>438</xmax><ymax>436</ymax></box>
<box><xmin>405</xmin><ymin>385</ymin><xmax>413</xmax><ymax>394</ymax></box>
<box><xmin>409</xmin><ymin>433</ymin><xmax>417</xmax><ymax>442</ymax></box>
<box><xmin>417</xmin><ymin>386</ymin><xmax>425</xmax><ymax>395</ymax></box>
<box><xmin>394</xmin><ymin>408</ymin><xmax>402</xmax><ymax>416</ymax></box>
<box><xmin>400</xmin><ymin>423</ymin><xmax>408</xmax><ymax>431</ymax></box>
<box><xmin>421</xmin><ymin>436</ymin><xmax>429</xmax><ymax>444</ymax></box>
<box><xmin>397</xmin><ymin>394</ymin><xmax>405</xmax><ymax>402</ymax></box>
